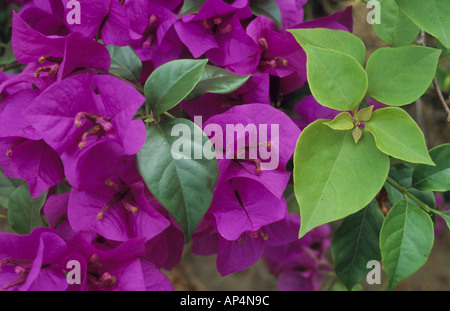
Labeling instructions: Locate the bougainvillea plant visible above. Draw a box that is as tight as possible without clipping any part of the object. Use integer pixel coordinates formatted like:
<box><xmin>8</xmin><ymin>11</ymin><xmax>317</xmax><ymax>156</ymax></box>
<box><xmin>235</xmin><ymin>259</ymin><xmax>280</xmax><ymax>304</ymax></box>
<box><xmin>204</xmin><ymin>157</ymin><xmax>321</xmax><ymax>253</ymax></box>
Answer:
<box><xmin>0</xmin><ymin>0</ymin><xmax>449</xmax><ymax>291</ymax></box>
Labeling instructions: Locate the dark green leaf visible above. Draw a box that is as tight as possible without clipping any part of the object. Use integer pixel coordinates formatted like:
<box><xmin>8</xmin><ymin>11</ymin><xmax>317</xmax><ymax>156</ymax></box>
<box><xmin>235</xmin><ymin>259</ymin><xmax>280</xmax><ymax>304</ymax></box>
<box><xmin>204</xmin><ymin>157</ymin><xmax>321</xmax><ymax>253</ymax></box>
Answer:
<box><xmin>8</xmin><ymin>184</ymin><xmax>48</xmax><ymax>235</ymax></box>
<box><xmin>412</xmin><ymin>144</ymin><xmax>450</xmax><ymax>191</ymax></box>
<box><xmin>107</xmin><ymin>45</ymin><xmax>142</xmax><ymax>83</ymax></box>
<box><xmin>136</xmin><ymin>118</ymin><xmax>218</xmax><ymax>241</ymax></box>
<box><xmin>185</xmin><ymin>65</ymin><xmax>251</xmax><ymax>101</ymax></box>
<box><xmin>144</xmin><ymin>59</ymin><xmax>208</xmax><ymax>115</ymax></box>
<box><xmin>384</xmin><ymin>163</ymin><xmax>436</xmax><ymax>209</ymax></box>
<box><xmin>380</xmin><ymin>199</ymin><xmax>434</xmax><ymax>290</ymax></box>
<box><xmin>249</xmin><ymin>0</ymin><xmax>283</xmax><ymax>26</ymax></box>
<box><xmin>331</xmin><ymin>201</ymin><xmax>385</xmax><ymax>290</ymax></box>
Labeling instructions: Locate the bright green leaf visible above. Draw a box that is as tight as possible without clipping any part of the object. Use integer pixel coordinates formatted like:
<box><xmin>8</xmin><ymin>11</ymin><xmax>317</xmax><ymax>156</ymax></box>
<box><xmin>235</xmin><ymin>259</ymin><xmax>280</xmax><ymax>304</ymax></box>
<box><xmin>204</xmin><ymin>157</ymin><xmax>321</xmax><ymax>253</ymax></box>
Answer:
<box><xmin>107</xmin><ymin>45</ymin><xmax>142</xmax><ymax>83</ymax></box>
<box><xmin>352</xmin><ymin>127</ymin><xmax>363</xmax><ymax>144</ymax></box>
<box><xmin>356</xmin><ymin>105</ymin><xmax>374</xmax><ymax>122</ymax></box>
<box><xmin>324</xmin><ymin>112</ymin><xmax>354</xmax><ymax>130</ymax></box>
<box><xmin>288</xmin><ymin>28</ymin><xmax>366</xmax><ymax>65</ymax></box>
<box><xmin>372</xmin><ymin>0</ymin><xmax>420</xmax><ymax>47</ymax></box>
<box><xmin>305</xmin><ymin>45</ymin><xmax>368</xmax><ymax>111</ymax></box>
<box><xmin>331</xmin><ymin>201</ymin><xmax>385</xmax><ymax>291</ymax></box>
<box><xmin>396</xmin><ymin>0</ymin><xmax>450</xmax><ymax>48</ymax></box>
<box><xmin>136</xmin><ymin>118</ymin><xmax>218</xmax><ymax>242</ymax></box>
<box><xmin>249</xmin><ymin>0</ymin><xmax>283</xmax><ymax>26</ymax></box>
<box><xmin>412</xmin><ymin>144</ymin><xmax>450</xmax><ymax>191</ymax></box>
<box><xmin>293</xmin><ymin>120</ymin><xmax>389</xmax><ymax>238</ymax></box>
<box><xmin>185</xmin><ymin>65</ymin><xmax>251</xmax><ymax>101</ymax></box>
<box><xmin>365</xmin><ymin>107</ymin><xmax>435</xmax><ymax>165</ymax></box>
<box><xmin>8</xmin><ymin>184</ymin><xmax>48</xmax><ymax>235</ymax></box>
<box><xmin>366</xmin><ymin>46</ymin><xmax>441</xmax><ymax>106</ymax></box>
<box><xmin>380</xmin><ymin>199</ymin><xmax>434</xmax><ymax>290</ymax></box>
<box><xmin>144</xmin><ymin>59</ymin><xmax>208</xmax><ymax>115</ymax></box>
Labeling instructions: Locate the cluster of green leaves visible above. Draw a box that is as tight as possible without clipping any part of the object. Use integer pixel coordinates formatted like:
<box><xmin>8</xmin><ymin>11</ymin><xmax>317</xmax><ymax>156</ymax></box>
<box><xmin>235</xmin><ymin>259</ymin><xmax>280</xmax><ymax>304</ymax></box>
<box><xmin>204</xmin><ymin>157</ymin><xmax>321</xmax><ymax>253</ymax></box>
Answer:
<box><xmin>289</xmin><ymin>0</ymin><xmax>450</xmax><ymax>289</ymax></box>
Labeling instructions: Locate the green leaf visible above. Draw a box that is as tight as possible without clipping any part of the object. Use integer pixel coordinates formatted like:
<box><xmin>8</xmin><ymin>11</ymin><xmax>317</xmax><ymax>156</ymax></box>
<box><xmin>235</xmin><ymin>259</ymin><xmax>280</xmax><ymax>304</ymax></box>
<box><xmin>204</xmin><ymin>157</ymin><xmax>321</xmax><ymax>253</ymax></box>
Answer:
<box><xmin>412</xmin><ymin>144</ymin><xmax>450</xmax><ymax>192</ymax></box>
<box><xmin>352</xmin><ymin>127</ymin><xmax>363</xmax><ymax>144</ymax></box>
<box><xmin>305</xmin><ymin>45</ymin><xmax>368</xmax><ymax>111</ymax></box>
<box><xmin>372</xmin><ymin>0</ymin><xmax>420</xmax><ymax>47</ymax></box>
<box><xmin>136</xmin><ymin>118</ymin><xmax>218</xmax><ymax>241</ymax></box>
<box><xmin>249</xmin><ymin>0</ymin><xmax>283</xmax><ymax>26</ymax></box>
<box><xmin>380</xmin><ymin>199</ymin><xmax>434</xmax><ymax>290</ymax></box>
<box><xmin>0</xmin><ymin>170</ymin><xmax>16</xmax><ymax>208</ymax></box>
<box><xmin>324</xmin><ymin>112</ymin><xmax>354</xmax><ymax>130</ymax></box>
<box><xmin>7</xmin><ymin>184</ymin><xmax>48</xmax><ymax>235</ymax></box>
<box><xmin>144</xmin><ymin>59</ymin><xmax>208</xmax><ymax>115</ymax></box>
<box><xmin>107</xmin><ymin>45</ymin><xmax>142</xmax><ymax>83</ymax></box>
<box><xmin>356</xmin><ymin>105</ymin><xmax>374</xmax><ymax>122</ymax></box>
<box><xmin>331</xmin><ymin>201</ymin><xmax>385</xmax><ymax>291</ymax></box>
<box><xmin>384</xmin><ymin>163</ymin><xmax>436</xmax><ymax>209</ymax></box>
<box><xmin>0</xmin><ymin>41</ymin><xmax>16</xmax><ymax>65</ymax></box>
<box><xmin>439</xmin><ymin>211</ymin><xmax>450</xmax><ymax>230</ymax></box>
<box><xmin>185</xmin><ymin>65</ymin><xmax>251</xmax><ymax>101</ymax></box>
<box><xmin>365</xmin><ymin>107</ymin><xmax>435</xmax><ymax>165</ymax></box>
<box><xmin>179</xmin><ymin>0</ymin><xmax>206</xmax><ymax>17</ymax></box>
<box><xmin>288</xmin><ymin>28</ymin><xmax>366</xmax><ymax>65</ymax></box>
<box><xmin>396</xmin><ymin>0</ymin><xmax>450</xmax><ymax>48</ymax></box>
<box><xmin>293</xmin><ymin>119</ymin><xmax>389</xmax><ymax>238</ymax></box>
<box><xmin>365</xmin><ymin>46</ymin><xmax>441</xmax><ymax>106</ymax></box>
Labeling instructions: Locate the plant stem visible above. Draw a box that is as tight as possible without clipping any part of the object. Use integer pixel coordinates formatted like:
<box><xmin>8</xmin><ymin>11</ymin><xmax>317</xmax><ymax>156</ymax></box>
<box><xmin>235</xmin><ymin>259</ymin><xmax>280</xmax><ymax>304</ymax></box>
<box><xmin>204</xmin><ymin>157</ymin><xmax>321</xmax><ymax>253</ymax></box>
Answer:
<box><xmin>0</xmin><ymin>214</ymin><xmax>7</xmax><ymax>220</ymax></box>
<box><xmin>432</xmin><ymin>76</ymin><xmax>450</xmax><ymax>122</ymax></box>
<box><xmin>385</xmin><ymin>176</ymin><xmax>444</xmax><ymax>216</ymax></box>
<box><xmin>416</xmin><ymin>30</ymin><xmax>450</xmax><ymax>122</ymax></box>
<box><xmin>0</xmin><ymin>61</ymin><xmax>23</xmax><ymax>72</ymax></box>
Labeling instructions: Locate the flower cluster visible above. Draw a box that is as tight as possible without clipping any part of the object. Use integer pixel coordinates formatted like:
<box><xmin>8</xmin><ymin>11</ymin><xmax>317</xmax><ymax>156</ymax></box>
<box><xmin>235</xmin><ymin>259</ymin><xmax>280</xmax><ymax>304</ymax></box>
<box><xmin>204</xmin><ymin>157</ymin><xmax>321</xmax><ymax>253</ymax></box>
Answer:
<box><xmin>0</xmin><ymin>0</ymin><xmax>352</xmax><ymax>291</ymax></box>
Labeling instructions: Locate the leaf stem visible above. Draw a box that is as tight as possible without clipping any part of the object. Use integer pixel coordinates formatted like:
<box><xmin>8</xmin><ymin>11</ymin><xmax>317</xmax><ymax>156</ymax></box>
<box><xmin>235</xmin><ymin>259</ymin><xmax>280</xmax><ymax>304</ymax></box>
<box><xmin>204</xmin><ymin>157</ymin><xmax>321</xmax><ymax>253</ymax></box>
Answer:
<box><xmin>0</xmin><ymin>61</ymin><xmax>23</xmax><ymax>72</ymax></box>
<box><xmin>0</xmin><ymin>214</ymin><xmax>7</xmax><ymax>220</ymax></box>
<box><xmin>163</xmin><ymin>112</ymin><xmax>176</xmax><ymax>119</ymax></box>
<box><xmin>385</xmin><ymin>176</ymin><xmax>442</xmax><ymax>216</ymax></box>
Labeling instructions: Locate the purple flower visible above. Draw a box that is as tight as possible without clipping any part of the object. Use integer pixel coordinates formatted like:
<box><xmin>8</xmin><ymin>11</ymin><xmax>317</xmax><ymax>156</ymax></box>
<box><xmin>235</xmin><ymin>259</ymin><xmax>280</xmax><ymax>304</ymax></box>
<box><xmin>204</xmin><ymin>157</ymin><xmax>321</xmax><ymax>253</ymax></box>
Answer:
<box><xmin>19</xmin><ymin>0</ymin><xmax>69</xmax><ymax>36</ymax></box>
<box><xmin>264</xmin><ymin>214</ymin><xmax>332</xmax><ymax>291</ymax></box>
<box><xmin>0</xmin><ymin>89</ymin><xmax>64</xmax><ymax>197</ymax></box>
<box><xmin>129</xmin><ymin>0</ymin><xmax>186</xmax><ymax>67</ymax></box>
<box><xmin>0</xmin><ymin>228</ymin><xmax>69</xmax><ymax>291</ymax></box>
<box><xmin>181</xmin><ymin>73</ymin><xmax>270</xmax><ymax>120</ymax></box>
<box><xmin>294</xmin><ymin>95</ymin><xmax>341</xmax><ymax>129</ymax></box>
<box><xmin>65</xmin><ymin>231</ymin><xmax>173</xmax><ymax>291</ymax></box>
<box><xmin>66</xmin><ymin>140</ymin><xmax>170</xmax><ymax>242</ymax></box>
<box><xmin>7</xmin><ymin>12</ymin><xmax>110</xmax><ymax>91</ymax></box>
<box><xmin>193</xmin><ymin>215</ymin><xmax>299</xmax><ymax>276</ymax></box>
<box><xmin>25</xmin><ymin>73</ymin><xmax>145</xmax><ymax>157</ymax></box>
<box><xmin>62</xmin><ymin>0</ymin><xmax>133</xmax><ymax>46</ymax></box>
<box><xmin>204</xmin><ymin>103</ymin><xmax>301</xmax><ymax>171</ymax></box>
<box><xmin>247</xmin><ymin>15</ymin><xmax>307</xmax><ymax>94</ymax></box>
<box><xmin>275</xmin><ymin>0</ymin><xmax>307</xmax><ymax>29</ymax></box>
<box><xmin>174</xmin><ymin>0</ymin><xmax>259</xmax><ymax>74</ymax></box>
